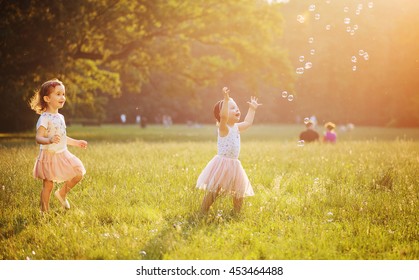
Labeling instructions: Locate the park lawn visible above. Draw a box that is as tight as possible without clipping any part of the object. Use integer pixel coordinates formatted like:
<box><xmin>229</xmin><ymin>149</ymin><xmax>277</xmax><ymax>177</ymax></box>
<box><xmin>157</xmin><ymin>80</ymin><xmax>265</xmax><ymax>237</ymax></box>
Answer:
<box><xmin>0</xmin><ymin>124</ymin><xmax>418</xmax><ymax>260</ymax></box>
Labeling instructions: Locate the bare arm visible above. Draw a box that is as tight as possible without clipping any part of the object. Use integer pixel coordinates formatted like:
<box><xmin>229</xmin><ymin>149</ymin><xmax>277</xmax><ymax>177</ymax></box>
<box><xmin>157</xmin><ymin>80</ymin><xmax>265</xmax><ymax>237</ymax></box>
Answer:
<box><xmin>237</xmin><ymin>96</ymin><xmax>262</xmax><ymax>132</ymax></box>
<box><xmin>67</xmin><ymin>136</ymin><xmax>88</xmax><ymax>149</ymax></box>
<box><xmin>35</xmin><ymin>126</ymin><xmax>60</xmax><ymax>145</ymax></box>
<box><xmin>219</xmin><ymin>87</ymin><xmax>230</xmax><ymax>137</ymax></box>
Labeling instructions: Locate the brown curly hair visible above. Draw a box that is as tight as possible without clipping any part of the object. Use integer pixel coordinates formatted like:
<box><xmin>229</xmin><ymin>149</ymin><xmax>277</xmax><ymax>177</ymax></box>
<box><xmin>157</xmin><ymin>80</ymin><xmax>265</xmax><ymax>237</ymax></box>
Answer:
<box><xmin>213</xmin><ymin>100</ymin><xmax>225</xmax><ymax>123</ymax></box>
<box><xmin>29</xmin><ymin>78</ymin><xmax>64</xmax><ymax>114</ymax></box>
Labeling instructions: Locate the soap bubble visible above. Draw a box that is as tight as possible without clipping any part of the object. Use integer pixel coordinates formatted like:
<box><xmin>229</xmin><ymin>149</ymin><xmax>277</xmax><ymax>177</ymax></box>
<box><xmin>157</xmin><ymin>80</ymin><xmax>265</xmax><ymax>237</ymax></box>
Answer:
<box><xmin>287</xmin><ymin>94</ymin><xmax>294</xmax><ymax>101</ymax></box>
<box><xmin>325</xmin><ymin>24</ymin><xmax>331</xmax><ymax>30</ymax></box>
<box><xmin>296</xmin><ymin>67</ymin><xmax>304</xmax><ymax>74</ymax></box>
<box><xmin>344</xmin><ymin>18</ymin><xmax>351</xmax><ymax>24</ymax></box>
<box><xmin>281</xmin><ymin>91</ymin><xmax>288</xmax><ymax>98</ymax></box>
<box><xmin>308</xmin><ymin>37</ymin><xmax>314</xmax><ymax>44</ymax></box>
<box><xmin>346</xmin><ymin>26</ymin><xmax>352</xmax><ymax>32</ymax></box>
<box><xmin>353</xmin><ymin>24</ymin><xmax>358</xmax><ymax>30</ymax></box>
<box><xmin>314</xmin><ymin>13</ymin><xmax>320</xmax><ymax>20</ymax></box>
<box><xmin>355</xmin><ymin>9</ymin><xmax>361</xmax><ymax>16</ymax></box>
<box><xmin>297</xmin><ymin>140</ymin><xmax>305</xmax><ymax>147</ymax></box>
<box><xmin>363</xmin><ymin>53</ymin><xmax>369</xmax><ymax>60</ymax></box>
<box><xmin>359</xmin><ymin>49</ymin><xmax>365</xmax><ymax>56</ymax></box>
<box><xmin>351</xmin><ymin>56</ymin><xmax>357</xmax><ymax>63</ymax></box>
<box><xmin>297</xmin><ymin>15</ymin><xmax>305</xmax><ymax>23</ymax></box>
<box><xmin>305</xmin><ymin>62</ymin><xmax>313</xmax><ymax>69</ymax></box>
<box><xmin>308</xmin><ymin>4</ymin><xmax>316</xmax><ymax>12</ymax></box>
<box><xmin>299</xmin><ymin>55</ymin><xmax>305</xmax><ymax>62</ymax></box>
<box><xmin>310</xmin><ymin>49</ymin><xmax>315</xmax><ymax>55</ymax></box>
<box><xmin>343</xmin><ymin>7</ymin><xmax>349</xmax><ymax>13</ymax></box>
<box><xmin>304</xmin><ymin>117</ymin><xmax>310</xmax><ymax>124</ymax></box>
<box><xmin>352</xmin><ymin>65</ymin><xmax>357</xmax><ymax>71</ymax></box>
<box><xmin>368</xmin><ymin>2</ymin><xmax>374</xmax><ymax>8</ymax></box>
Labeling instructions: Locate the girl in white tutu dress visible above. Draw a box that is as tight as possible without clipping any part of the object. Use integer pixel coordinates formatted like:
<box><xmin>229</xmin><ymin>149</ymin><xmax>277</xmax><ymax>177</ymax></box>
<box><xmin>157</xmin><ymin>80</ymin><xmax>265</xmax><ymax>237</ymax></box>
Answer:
<box><xmin>30</xmin><ymin>79</ymin><xmax>88</xmax><ymax>212</ymax></box>
<box><xmin>196</xmin><ymin>87</ymin><xmax>261</xmax><ymax>213</ymax></box>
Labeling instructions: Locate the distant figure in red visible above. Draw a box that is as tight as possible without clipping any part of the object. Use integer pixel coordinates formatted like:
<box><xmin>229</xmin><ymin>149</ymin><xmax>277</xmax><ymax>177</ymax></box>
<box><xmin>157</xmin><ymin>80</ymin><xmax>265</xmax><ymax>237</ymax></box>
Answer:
<box><xmin>323</xmin><ymin>122</ymin><xmax>337</xmax><ymax>143</ymax></box>
<box><xmin>299</xmin><ymin>120</ymin><xmax>319</xmax><ymax>143</ymax></box>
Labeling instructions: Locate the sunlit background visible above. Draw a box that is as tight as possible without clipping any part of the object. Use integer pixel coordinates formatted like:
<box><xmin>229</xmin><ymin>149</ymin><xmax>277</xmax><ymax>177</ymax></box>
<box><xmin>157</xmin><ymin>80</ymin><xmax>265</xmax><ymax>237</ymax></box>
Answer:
<box><xmin>0</xmin><ymin>0</ymin><xmax>418</xmax><ymax>132</ymax></box>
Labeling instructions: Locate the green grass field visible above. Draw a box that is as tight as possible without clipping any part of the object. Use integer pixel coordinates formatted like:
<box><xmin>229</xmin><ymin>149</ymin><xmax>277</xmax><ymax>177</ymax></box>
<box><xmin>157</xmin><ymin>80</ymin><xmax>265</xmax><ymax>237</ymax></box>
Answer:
<box><xmin>0</xmin><ymin>124</ymin><xmax>418</xmax><ymax>260</ymax></box>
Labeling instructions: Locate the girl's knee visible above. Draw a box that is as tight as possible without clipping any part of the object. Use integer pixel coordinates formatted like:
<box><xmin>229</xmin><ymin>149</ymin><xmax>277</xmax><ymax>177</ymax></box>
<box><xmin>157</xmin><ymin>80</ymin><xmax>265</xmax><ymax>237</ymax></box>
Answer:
<box><xmin>43</xmin><ymin>180</ymin><xmax>54</xmax><ymax>190</ymax></box>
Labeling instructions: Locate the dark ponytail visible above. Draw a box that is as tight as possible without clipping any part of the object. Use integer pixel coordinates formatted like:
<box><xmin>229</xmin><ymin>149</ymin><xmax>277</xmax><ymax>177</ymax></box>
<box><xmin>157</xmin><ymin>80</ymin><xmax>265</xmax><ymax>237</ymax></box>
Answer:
<box><xmin>213</xmin><ymin>100</ymin><xmax>224</xmax><ymax>122</ymax></box>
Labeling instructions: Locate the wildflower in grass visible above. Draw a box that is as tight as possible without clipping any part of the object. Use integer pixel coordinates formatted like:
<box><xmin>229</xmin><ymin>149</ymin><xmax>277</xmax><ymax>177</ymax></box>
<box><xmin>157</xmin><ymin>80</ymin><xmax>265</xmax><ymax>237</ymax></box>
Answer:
<box><xmin>327</xmin><ymin>212</ymin><xmax>334</xmax><ymax>222</ymax></box>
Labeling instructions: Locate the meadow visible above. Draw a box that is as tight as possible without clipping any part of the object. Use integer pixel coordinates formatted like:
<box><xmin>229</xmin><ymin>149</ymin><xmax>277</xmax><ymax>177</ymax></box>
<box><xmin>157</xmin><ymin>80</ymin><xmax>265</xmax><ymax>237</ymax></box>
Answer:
<box><xmin>0</xmin><ymin>124</ymin><xmax>418</xmax><ymax>260</ymax></box>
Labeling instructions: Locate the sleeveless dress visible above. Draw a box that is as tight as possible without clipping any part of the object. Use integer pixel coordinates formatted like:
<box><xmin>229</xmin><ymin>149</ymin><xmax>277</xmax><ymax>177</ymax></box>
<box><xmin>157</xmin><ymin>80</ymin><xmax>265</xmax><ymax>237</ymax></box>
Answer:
<box><xmin>196</xmin><ymin>124</ymin><xmax>254</xmax><ymax>198</ymax></box>
<box><xmin>33</xmin><ymin>112</ymin><xmax>86</xmax><ymax>183</ymax></box>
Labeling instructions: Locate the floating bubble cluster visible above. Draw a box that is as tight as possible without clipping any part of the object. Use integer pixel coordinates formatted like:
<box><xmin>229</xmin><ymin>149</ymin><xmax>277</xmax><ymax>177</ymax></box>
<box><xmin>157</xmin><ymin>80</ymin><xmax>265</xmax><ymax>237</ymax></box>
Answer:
<box><xmin>283</xmin><ymin>1</ymin><xmax>374</xmax><ymax>99</ymax></box>
<box><xmin>303</xmin><ymin>2</ymin><xmax>373</xmax><ymax>73</ymax></box>
<box><xmin>280</xmin><ymin>90</ymin><xmax>294</xmax><ymax>102</ymax></box>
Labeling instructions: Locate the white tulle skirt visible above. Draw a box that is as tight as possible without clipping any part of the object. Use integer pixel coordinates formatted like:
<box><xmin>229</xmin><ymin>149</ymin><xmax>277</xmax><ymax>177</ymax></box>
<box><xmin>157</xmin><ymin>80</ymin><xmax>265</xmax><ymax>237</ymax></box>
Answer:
<box><xmin>196</xmin><ymin>155</ymin><xmax>254</xmax><ymax>198</ymax></box>
<box><xmin>33</xmin><ymin>149</ymin><xmax>86</xmax><ymax>183</ymax></box>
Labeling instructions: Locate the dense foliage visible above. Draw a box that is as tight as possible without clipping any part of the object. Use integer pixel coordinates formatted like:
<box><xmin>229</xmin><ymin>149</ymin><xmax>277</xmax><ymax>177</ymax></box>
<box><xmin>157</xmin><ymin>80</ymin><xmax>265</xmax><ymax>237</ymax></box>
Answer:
<box><xmin>0</xmin><ymin>0</ymin><xmax>418</xmax><ymax>131</ymax></box>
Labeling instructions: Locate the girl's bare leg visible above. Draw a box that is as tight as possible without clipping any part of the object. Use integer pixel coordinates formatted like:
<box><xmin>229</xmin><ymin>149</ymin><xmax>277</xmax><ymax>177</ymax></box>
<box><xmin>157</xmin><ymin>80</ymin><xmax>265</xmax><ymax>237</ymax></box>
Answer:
<box><xmin>58</xmin><ymin>174</ymin><xmax>82</xmax><ymax>199</ymax></box>
<box><xmin>233</xmin><ymin>197</ymin><xmax>243</xmax><ymax>213</ymax></box>
<box><xmin>40</xmin><ymin>180</ymin><xmax>54</xmax><ymax>212</ymax></box>
<box><xmin>201</xmin><ymin>192</ymin><xmax>216</xmax><ymax>214</ymax></box>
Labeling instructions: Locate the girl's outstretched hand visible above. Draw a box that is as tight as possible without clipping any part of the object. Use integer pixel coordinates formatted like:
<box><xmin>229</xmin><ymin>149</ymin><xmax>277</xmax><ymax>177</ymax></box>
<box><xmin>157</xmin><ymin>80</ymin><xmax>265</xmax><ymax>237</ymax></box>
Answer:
<box><xmin>247</xmin><ymin>96</ymin><xmax>262</xmax><ymax>110</ymax></box>
<box><xmin>222</xmin><ymin>87</ymin><xmax>230</xmax><ymax>99</ymax></box>
<box><xmin>78</xmin><ymin>140</ymin><xmax>88</xmax><ymax>149</ymax></box>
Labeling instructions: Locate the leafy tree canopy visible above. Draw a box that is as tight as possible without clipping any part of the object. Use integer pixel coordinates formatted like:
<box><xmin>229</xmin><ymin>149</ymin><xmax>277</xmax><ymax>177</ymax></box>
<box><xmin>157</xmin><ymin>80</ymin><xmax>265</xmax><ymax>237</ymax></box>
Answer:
<box><xmin>0</xmin><ymin>0</ymin><xmax>292</xmax><ymax>131</ymax></box>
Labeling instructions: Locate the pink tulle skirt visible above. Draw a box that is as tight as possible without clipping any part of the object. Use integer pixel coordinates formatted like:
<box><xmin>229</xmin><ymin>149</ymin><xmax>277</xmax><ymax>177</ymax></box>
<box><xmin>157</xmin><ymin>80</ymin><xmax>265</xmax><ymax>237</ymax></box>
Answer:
<box><xmin>196</xmin><ymin>155</ymin><xmax>254</xmax><ymax>198</ymax></box>
<box><xmin>33</xmin><ymin>149</ymin><xmax>86</xmax><ymax>183</ymax></box>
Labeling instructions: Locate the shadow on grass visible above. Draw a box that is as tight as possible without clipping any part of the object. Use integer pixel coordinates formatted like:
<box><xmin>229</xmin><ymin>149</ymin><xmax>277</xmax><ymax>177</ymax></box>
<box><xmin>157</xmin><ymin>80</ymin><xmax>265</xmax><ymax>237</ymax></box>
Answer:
<box><xmin>0</xmin><ymin>215</ymin><xmax>29</xmax><ymax>240</ymax></box>
<box><xmin>139</xmin><ymin>210</ymin><xmax>243</xmax><ymax>260</ymax></box>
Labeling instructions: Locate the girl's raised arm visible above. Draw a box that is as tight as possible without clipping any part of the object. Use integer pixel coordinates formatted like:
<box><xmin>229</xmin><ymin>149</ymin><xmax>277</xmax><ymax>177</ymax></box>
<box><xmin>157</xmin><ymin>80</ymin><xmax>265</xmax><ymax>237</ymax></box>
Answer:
<box><xmin>218</xmin><ymin>87</ymin><xmax>230</xmax><ymax>136</ymax></box>
<box><xmin>238</xmin><ymin>96</ymin><xmax>262</xmax><ymax>132</ymax></box>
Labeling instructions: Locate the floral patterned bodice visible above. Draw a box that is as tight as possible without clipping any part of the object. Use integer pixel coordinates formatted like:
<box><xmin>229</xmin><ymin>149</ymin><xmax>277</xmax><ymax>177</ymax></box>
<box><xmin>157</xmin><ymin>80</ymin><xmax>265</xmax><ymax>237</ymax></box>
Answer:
<box><xmin>36</xmin><ymin>112</ymin><xmax>67</xmax><ymax>152</ymax></box>
<box><xmin>217</xmin><ymin>124</ymin><xmax>240</xmax><ymax>159</ymax></box>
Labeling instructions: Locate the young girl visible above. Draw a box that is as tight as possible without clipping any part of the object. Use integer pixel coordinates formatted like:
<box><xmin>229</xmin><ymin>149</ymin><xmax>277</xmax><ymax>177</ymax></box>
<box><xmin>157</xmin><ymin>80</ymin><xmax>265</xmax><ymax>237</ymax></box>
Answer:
<box><xmin>196</xmin><ymin>87</ymin><xmax>261</xmax><ymax>214</ymax></box>
<box><xmin>323</xmin><ymin>121</ymin><xmax>337</xmax><ymax>143</ymax></box>
<box><xmin>30</xmin><ymin>78</ymin><xmax>87</xmax><ymax>212</ymax></box>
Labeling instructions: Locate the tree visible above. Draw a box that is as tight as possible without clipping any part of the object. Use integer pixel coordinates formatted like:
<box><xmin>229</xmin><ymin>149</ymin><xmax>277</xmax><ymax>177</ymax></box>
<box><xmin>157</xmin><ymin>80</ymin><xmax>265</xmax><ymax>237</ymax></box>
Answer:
<box><xmin>0</xmin><ymin>0</ymin><xmax>292</xmax><ymax>131</ymax></box>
